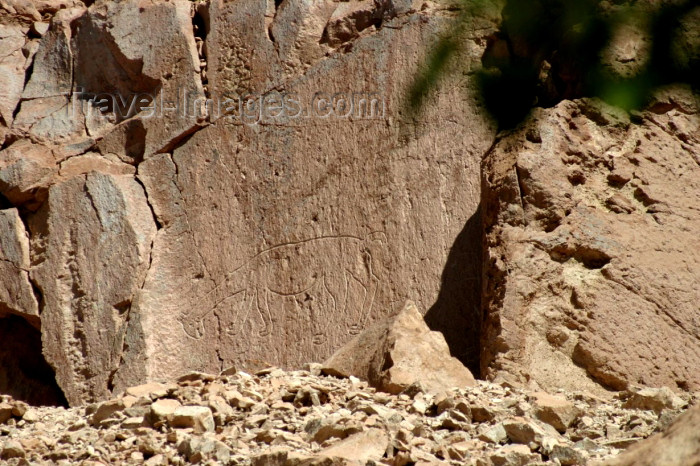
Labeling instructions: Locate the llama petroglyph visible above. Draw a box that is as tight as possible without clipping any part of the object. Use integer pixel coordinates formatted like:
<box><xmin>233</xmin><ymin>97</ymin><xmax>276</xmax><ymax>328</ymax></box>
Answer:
<box><xmin>179</xmin><ymin>233</ymin><xmax>386</xmax><ymax>340</ymax></box>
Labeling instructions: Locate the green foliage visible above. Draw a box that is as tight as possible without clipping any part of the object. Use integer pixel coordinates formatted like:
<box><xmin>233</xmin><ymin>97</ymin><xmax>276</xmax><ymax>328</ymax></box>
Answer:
<box><xmin>408</xmin><ymin>0</ymin><xmax>700</xmax><ymax>128</ymax></box>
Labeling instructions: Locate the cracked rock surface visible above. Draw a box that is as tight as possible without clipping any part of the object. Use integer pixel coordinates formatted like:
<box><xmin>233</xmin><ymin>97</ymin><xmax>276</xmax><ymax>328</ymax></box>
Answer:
<box><xmin>0</xmin><ymin>0</ymin><xmax>498</xmax><ymax>406</ymax></box>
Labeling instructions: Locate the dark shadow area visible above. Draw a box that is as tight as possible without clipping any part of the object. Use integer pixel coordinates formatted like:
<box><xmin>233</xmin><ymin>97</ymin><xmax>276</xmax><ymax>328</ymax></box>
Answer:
<box><xmin>0</xmin><ymin>315</ymin><xmax>68</xmax><ymax>407</ymax></box>
<box><xmin>409</xmin><ymin>0</ymin><xmax>700</xmax><ymax>129</ymax></box>
<box><xmin>70</xmin><ymin>13</ymin><xmax>162</xmax><ymax>123</ymax></box>
<box><xmin>424</xmin><ymin>205</ymin><xmax>482</xmax><ymax>377</ymax></box>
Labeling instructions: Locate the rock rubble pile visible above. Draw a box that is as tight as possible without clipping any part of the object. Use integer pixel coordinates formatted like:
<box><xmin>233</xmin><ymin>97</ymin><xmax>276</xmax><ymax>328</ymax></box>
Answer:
<box><xmin>0</xmin><ymin>368</ymin><xmax>694</xmax><ymax>465</ymax></box>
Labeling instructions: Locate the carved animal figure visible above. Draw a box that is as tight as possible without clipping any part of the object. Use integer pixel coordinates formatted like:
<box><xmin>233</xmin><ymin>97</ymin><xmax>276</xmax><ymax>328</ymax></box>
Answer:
<box><xmin>179</xmin><ymin>233</ymin><xmax>386</xmax><ymax>339</ymax></box>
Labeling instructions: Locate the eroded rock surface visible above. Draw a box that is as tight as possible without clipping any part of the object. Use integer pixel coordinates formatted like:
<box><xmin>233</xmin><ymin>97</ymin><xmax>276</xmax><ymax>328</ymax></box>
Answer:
<box><xmin>29</xmin><ymin>173</ymin><xmax>156</xmax><ymax>406</ymax></box>
<box><xmin>481</xmin><ymin>89</ymin><xmax>700</xmax><ymax>393</ymax></box>
<box><xmin>113</xmin><ymin>0</ymin><xmax>497</xmax><ymax>395</ymax></box>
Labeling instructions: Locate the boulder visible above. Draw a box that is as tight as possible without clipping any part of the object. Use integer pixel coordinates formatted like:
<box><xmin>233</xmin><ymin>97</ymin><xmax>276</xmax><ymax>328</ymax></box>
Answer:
<box><xmin>481</xmin><ymin>91</ymin><xmax>700</xmax><ymax>393</ymax></box>
<box><xmin>149</xmin><ymin>399</ymin><xmax>182</xmax><ymax>425</ymax></box>
<box><xmin>0</xmin><ymin>23</ymin><xmax>30</xmax><ymax>127</ymax></box>
<box><xmin>603</xmin><ymin>404</ymin><xmax>700</xmax><ymax>466</ymax></box>
<box><xmin>529</xmin><ymin>392</ymin><xmax>581</xmax><ymax>433</ymax></box>
<box><xmin>0</xmin><ymin>209</ymin><xmax>38</xmax><ymax>320</ymax></box>
<box><xmin>322</xmin><ymin>301</ymin><xmax>476</xmax><ymax>394</ymax></box>
<box><xmin>622</xmin><ymin>387</ymin><xmax>686</xmax><ymax>414</ymax></box>
<box><xmin>316</xmin><ymin>428</ymin><xmax>390</xmax><ymax>463</ymax></box>
<box><xmin>171</xmin><ymin>406</ymin><xmax>216</xmax><ymax>434</ymax></box>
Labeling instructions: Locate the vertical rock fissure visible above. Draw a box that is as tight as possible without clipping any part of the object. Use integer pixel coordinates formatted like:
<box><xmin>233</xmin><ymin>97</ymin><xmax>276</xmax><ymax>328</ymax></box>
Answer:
<box><xmin>192</xmin><ymin>1</ymin><xmax>210</xmax><ymax>100</ymax></box>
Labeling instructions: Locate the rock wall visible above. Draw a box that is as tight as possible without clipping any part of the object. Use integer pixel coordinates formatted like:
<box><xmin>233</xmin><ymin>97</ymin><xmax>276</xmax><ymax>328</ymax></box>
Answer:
<box><xmin>481</xmin><ymin>90</ymin><xmax>700</xmax><ymax>393</ymax></box>
<box><xmin>0</xmin><ymin>0</ymin><xmax>498</xmax><ymax>405</ymax></box>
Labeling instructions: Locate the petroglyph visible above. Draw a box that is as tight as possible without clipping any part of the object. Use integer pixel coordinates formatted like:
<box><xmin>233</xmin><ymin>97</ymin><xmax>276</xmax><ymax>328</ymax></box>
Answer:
<box><xmin>179</xmin><ymin>232</ymin><xmax>386</xmax><ymax>339</ymax></box>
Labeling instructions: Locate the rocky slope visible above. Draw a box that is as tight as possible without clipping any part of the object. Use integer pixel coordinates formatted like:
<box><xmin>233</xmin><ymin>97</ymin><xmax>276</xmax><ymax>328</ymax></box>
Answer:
<box><xmin>0</xmin><ymin>367</ymin><xmax>695</xmax><ymax>465</ymax></box>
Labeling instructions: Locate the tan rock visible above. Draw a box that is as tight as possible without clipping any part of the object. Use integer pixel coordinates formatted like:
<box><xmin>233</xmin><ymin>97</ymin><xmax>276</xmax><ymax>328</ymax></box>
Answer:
<box><xmin>149</xmin><ymin>398</ymin><xmax>181</xmax><ymax>425</ymax></box>
<box><xmin>0</xmin><ymin>403</ymin><xmax>12</xmax><ymax>424</ymax></box>
<box><xmin>478</xmin><ymin>423</ymin><xmax>508</xmax><ymax>444</ymax></box>
<box><xmin>0</xmin><ymin>209</ymin><xmax>38</xmax><ymax>320</ymax></box>
<box><xmin>122</xmin><ymin>1</ymin><xmax>496</xmax><ymax>384</ymax></box>
<box><xmin>502</xmin><ymin>417</ymin><xmax>552</xmax><ymax>445</ymax></box>
<box><xmin>322</xmin><ymin>301</ymin><xmax>475</xmax><ymax>394</ymax></box>
<box><xmin>622</xmin><ymin>387</ymin><xmax>686</xmax><ymax>414</ymax></box>
<box><xmin>75</xmin><ymin>0</ymin><xmax>204</xmax><ymax>153</ymax></box>
<box><xmin>317</xmin><ymin>428</ymin><xmax>390</xmax><ymax>463</ymax></box>
<box><xmin>58</xmin><ymin>153</ymin><xmax>136</xmax><ymax>181</ymax></box>
<box><xmin>602</xmin><ymin>403</ymin><xmax>700</xmax><ymax>466</ymax></box>
<box><xmin>530</xmin><ymin>392</ymin><xmax>580</xmax><ymax>433</ymax></box>
<box><xmin>481</xmin><ymin>94</ymin><xmax>700</xmax><ymax>392</ymax></box>
<box><xmin>90</xmin><ymin>399</ymin><xmax>126</xmax><ymax>426</ymax></box>
<box><xmin>490</xmin><ymin>444</ymin><xmax>539</xmax><ymax>466</ymax></box>
<box><xmin>124</xmin><ymin>382</ymin><xmax>169</xmax><ymax>400</ymax></box>
<box><xmin>0</xmin><ymin>439</ymin><xmax>25</xmax><ymax>460</ymax></box>
<box><xmin>0</xmin><ymin>140</ymin><xmax>57</xmax><ymax>208</ymax></box>
<box><xmin>29</xmin><ymin>173</ymin><xmax>157</xmax><ymax>406</ymax></box>
<box><xmin>171</xmin><ymin>406</ymin><xmax>215</xmax><ymax>433</ymax></box>
<box><xmin>0</xmin><ymin>23</ymin><xmax>29</xmax><ymax>127</ymax></box>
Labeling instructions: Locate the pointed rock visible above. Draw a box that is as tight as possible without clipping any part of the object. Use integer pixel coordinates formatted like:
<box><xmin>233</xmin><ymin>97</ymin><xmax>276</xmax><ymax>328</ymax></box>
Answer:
<box><xmin>322</xmin><ymin>301</ymin><xmax>476</xmax><ymax>394</ymax></box>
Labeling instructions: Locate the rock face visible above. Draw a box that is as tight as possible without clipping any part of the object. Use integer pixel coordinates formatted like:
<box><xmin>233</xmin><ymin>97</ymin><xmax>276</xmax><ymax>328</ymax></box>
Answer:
<box><xmin>126</xmin><ymin>0</ymin><xmax>496</xmax><ymax>391</ymax></box>
<box><xmin>0</xmin><ymin>0</ymin><xmax>497</xmax><ymax>405</ymax></box>
<box><xmin>29</xmin><ymin>173</ymin><xmax>157</xmax><ymax>406</ymax></box>
<box><xmin>481</xmin><ymin>91</ymin><xmax>700</xmax><ymax>393</ymax></box>
<box><xmin>322</xmin><ymin>300</ymin><xmax>476</xmax><ymax>394</ymax></box>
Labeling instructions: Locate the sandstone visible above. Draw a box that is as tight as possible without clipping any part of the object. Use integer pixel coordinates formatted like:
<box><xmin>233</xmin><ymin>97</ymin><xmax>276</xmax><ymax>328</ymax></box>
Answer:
<box><xmin>490</xmin><ymin>444</ymin><xmax>539</xmax><ymax>466</ymax></box>
<box><xmin>322</xmin><ymin>301</ymin><xmax>476</xmax><ymax>394</ymax></box>
<box><xmin>530</xmin><ymin>392</ymin><xmax>581</xmax><ymax>433</ymax></box>
<box><xmin>149</xmin><ymin>397</ymin><xmax>181</xmax><ymax>425</ymax></box>
<box><xmin>91</xmin><ymin>399</ymin><xmax>127</xmax><ymax>426</ymax></box>
<box><xmin>0</xmin><ymin>367</ymin><xmax>691</xmax><ymax>465</ymax></box>
<box><xmin>29</xmin><ymin>172</ymin><xmax>157</xmax><ymax>406</ymax></box>
<box><xmin>0</xmin><ymin>209</ymin><xmax>38</xmax><ymax>322</ymax></box>
<box><xmin>478</xmin><ymin>423</ymin><xmax>508</xmax><ymax>444</ymax></box>
<box><xmin>479</xmin><ymin>423</ymin><xmax>508</xmax><ymax>444</ymax></box>
<box><xmin>120</xmin><ymin>0</ymin><xmax>495</xmax><ymax>387</ymax></box>
<box><xmin>622</xmin><ymin>387</ymin><xmax>686</xmax><ymax>414</ymax></box>
<box><xmin>171</xmin><ymin>406</ymin><xmax>215</xmax><ymax>433</ymax></box>
<box><xmin>125</xmin><ymin>382</ymin><xmax>170</xmax><ymax>400</ymax></box>
<box><xmin>481</xmin><ymin>94</ymin><xmax>700</xmax><ymax>393</ymax></box>
<box><xmin>178</xmin><ymin>435</ymin><xmax>231</xmax><ymax>463</ymax></box>
<box><xmin>551</xmin><ymin>444</ymin><xmax>587</xmax><ymax>465</ymax></box>
<box><xmin>0</xmin><ymin>140</ymin><xmax>56</xmax><ymax>208</ymax></box>
<box><xmin>502</xmin><ymin>417</ymin><xmax>553</xmax><ymax>445</ymax></box>
<box><xmin>603</xmin><ymin>404</ymin><xmax>700</xmax><ymax>466</ymax></box>
<box><xmin>4</xmin><ymin>0</ymin><xmax>496</xmax><ymax>405</ymax></box>
<box><xmin>0</xmin><ymin>439</ymin><xmax>25</xmax><ymax>459</ymax></box>
<box><xmin>225</xmin><ymin>390</ymin><xmax>257</xmax><ymax>410</ymax></box>
<box><xmin>121</xmin><ymin>416</ymin><xmax>145</xmax><ymax>429</ymax></box>
<box><xmin>317</xmin><ymin>428</ymin><xmax>390</xmax><ymax>463</ymax></box>
<box><xmin>0</xmin><ymin>23</ymin><xmax>28</xmax><ymax>128</ymax></box>
<box><xmin>0</xmin><ymin>403</ymin><xmax>12</xmax><ymax>424</ymax></box>
<box><xmin>305</xmin><ymin>414</ymin><xmax>362</xmax><ymax>444</ymax></box>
